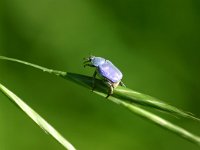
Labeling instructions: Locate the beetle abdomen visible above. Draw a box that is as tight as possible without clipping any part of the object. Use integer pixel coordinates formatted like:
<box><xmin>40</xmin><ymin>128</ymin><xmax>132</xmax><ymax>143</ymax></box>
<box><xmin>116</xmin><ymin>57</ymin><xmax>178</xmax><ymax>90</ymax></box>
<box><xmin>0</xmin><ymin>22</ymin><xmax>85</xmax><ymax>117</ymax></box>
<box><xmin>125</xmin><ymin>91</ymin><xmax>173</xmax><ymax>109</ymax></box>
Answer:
<box><xmin>98</xmin><ymin>60</ymin><xmax>122</xmax><ymax>83</ymax></box>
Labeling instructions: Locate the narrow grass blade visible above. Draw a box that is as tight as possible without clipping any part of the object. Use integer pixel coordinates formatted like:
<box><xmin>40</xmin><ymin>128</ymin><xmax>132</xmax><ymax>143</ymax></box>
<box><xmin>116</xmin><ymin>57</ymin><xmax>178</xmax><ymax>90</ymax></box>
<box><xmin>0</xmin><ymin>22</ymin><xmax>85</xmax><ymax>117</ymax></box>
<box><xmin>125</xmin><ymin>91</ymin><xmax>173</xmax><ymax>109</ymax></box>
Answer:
<box><xmin>115</xmin><ymin>87</ymin><xmax>200</xmax><ymax>121</ymax></box>
<box><xmin>0</xmin><ymin>83</ymin><xmax>76</xmax><ymax>150</ymax></box>
<box><xmin>0</xmin><ymin>56</ymin><xmax>66</xmax><ymax>76</ymax></box>
<box><xmin>104</xmin><ymin>94</ymin><xmax>200</xmax><ymax>146</ymax></box>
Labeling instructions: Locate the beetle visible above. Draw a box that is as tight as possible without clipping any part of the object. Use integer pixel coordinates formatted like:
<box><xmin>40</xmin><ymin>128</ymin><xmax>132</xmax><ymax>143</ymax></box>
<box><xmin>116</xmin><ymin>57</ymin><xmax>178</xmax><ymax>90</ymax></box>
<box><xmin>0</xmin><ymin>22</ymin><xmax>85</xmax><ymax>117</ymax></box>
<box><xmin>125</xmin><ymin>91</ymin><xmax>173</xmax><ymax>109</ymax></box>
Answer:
<box><xmin>83</xmin><ymin>56</ymin><xmax>125</xmax><ymax>98</ymax></box>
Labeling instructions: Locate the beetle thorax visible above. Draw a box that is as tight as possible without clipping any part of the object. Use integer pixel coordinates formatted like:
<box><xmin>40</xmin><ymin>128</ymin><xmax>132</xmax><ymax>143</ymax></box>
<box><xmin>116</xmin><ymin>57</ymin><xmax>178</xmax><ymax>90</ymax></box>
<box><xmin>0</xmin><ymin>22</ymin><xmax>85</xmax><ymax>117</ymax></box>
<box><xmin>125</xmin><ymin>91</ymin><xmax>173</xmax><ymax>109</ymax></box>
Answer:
<box><xmin>91</xmin><ymin>57</ymin><xmax>106</xmax><ymax>67</ymax></box>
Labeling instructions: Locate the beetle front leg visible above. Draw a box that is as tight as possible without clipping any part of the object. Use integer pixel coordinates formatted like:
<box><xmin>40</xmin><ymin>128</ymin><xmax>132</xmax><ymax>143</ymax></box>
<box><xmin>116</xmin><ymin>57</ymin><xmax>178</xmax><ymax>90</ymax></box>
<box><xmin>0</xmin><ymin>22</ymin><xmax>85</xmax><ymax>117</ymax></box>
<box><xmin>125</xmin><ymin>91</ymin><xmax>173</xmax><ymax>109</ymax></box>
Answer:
<box><xmin>92</xmin><ymin>70</ymin><xmax>97</xmax><ymax>91</ymax></box>
<box><xmin>84</xmin><ymin>64</ymin><xmax>95</xmax><ymax>68</ymax></box>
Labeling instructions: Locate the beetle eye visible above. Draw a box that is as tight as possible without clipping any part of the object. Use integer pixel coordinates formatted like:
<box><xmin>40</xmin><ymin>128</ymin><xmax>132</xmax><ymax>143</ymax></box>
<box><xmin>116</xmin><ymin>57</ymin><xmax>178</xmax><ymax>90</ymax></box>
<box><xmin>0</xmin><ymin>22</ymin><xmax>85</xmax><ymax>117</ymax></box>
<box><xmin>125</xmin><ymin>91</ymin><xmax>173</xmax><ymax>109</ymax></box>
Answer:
<box><xmin>89</xmin><ymin>56</ymin><xmax>95</xmax><ymax>61</ymax></box>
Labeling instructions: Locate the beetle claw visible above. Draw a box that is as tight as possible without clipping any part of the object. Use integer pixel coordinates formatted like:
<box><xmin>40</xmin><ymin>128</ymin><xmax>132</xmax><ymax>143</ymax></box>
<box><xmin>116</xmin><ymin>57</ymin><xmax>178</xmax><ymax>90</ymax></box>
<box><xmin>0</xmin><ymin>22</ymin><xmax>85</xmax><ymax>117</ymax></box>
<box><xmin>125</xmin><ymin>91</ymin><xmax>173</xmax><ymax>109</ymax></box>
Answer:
<box><xmin>106</xmin><ymin>94</ymin><xmax>110</xmax><ymax>99</ymax></box>
<box><xmin>120</xmin><ymin>81</ymin><xmax>126</xmax><ymax>87</ymax></box>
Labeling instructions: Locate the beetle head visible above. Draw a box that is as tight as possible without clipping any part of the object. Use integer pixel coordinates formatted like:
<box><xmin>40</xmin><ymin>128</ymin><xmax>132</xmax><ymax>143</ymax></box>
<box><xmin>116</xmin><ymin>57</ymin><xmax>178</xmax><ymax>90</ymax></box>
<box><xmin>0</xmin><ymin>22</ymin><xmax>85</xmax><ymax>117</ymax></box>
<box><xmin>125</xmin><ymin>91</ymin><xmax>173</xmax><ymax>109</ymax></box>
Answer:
<box><xmin>83</xmin><ymin>55</ymin><xmax>95</xmax><ymax>61</ymax></box>
<box><xmin>83</xmin><ymin>56</ymin><xmax>106</xmax><ymax>67</ymax></box>
<box><xmin>83</xmin><ymin>55</ymin><xmax>95</xmax><ymax>67</ymax></box>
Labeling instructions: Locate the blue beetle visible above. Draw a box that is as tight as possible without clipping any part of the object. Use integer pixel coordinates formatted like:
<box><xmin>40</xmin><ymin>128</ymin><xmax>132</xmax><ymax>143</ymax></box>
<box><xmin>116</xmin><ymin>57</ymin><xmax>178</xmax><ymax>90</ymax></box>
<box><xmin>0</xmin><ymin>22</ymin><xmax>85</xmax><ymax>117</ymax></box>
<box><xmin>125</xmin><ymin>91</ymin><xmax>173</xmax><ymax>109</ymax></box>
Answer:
<box><xmin>84</xmin><ymin>56</ymin><xmax>125</xmax><ymax>98</ymax></box>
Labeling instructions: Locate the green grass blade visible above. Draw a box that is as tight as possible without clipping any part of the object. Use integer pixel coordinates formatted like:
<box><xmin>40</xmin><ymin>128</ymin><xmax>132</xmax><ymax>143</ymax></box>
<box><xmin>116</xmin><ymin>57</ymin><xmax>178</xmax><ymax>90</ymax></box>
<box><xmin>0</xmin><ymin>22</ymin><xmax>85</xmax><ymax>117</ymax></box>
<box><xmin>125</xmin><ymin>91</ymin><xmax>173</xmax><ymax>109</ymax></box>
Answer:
<box><xmin>106</xmin><ymin>95</ymin><xmax>200</xmax><ymax>146</ymax></box>
<box><xmin>0</xmin><ymin>56</ymin><xmax>66</xmax><ymax>76</ymax></box>
<box><xmin>65</xmin><ymin>73</ymin><xmax>200</xmax><ymax>121</ymax></box>
<box><xmin>0</xmin><ymin>83</ymin><xmax>76</xmax><ymax>150</ymax></box>
<box><xmin>114</xmin><ymin>87</ymin><xmax>200</xmax><ymax>121</ymax></box>
<box><xmin>1</xmin><ymin>55</ymin><xmax>200</xmax><ymax>146</ymax></box>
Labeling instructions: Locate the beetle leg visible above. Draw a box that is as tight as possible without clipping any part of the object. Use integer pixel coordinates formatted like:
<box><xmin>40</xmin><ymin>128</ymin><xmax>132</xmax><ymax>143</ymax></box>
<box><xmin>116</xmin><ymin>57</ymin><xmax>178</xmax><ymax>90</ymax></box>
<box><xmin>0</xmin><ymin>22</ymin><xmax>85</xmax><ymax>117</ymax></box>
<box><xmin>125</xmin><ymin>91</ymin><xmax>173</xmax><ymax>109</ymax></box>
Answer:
<box><xmin>120</xmin><ymin>81</ymin><xmax>126</xmax><ymax>87</ymax></box>
<box><xmin>84</xmin><ymin>64</ymin><xmax>95</xmax><ymax>68</ymax></box>
<box><xmin>106</xmin><ymin>81</ymin><xmax>114</xmax><ymax>98</ymax></box>
<box><xmin>92</xmin><ymin>70</ymin><xmax>97</xmax><ymax>91</ymax></box>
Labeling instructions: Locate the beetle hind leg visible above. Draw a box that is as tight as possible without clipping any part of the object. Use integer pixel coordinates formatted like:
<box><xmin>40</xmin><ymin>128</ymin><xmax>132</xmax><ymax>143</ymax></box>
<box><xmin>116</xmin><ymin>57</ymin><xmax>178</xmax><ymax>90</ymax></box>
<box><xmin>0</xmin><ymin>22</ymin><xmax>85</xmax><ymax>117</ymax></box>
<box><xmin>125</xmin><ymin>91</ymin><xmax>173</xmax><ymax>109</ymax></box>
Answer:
<box><xmin>120</xmin><ymin>81</ymin><xmax>126</xmax><ymax>87</ymax></box>
<box><xmin>106</xmin><ymin>81</ymin><xmax>114</xmax><ymax>98</ymax></box>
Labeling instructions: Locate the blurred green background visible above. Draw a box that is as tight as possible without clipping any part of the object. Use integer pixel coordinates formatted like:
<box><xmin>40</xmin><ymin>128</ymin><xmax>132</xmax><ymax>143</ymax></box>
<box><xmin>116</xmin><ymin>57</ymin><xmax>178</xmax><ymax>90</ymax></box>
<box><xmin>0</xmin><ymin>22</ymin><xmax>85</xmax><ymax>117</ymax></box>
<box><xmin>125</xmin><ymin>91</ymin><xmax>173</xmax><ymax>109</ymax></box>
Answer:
<box><xmin>0</xmin><ymin>0</ymin><xmax>200</xmax><ymax>150</ymax></box>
